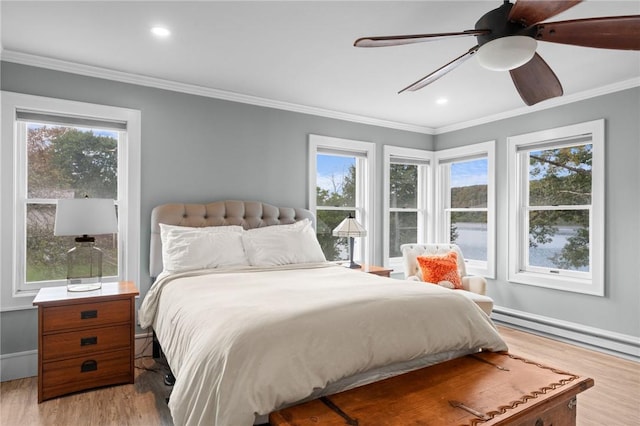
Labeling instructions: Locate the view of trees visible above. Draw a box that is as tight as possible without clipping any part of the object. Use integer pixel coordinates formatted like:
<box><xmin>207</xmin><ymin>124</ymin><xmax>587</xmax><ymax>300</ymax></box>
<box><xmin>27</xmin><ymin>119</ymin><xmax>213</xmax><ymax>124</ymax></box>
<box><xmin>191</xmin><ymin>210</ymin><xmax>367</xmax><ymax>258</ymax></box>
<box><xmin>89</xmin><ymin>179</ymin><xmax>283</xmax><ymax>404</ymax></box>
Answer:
<box><xmin>26</xmin><ymin>125</ymin><xmax>118</xmax><ymax>282</ymax></box>
<box><xmin>315</xmin><ymin>163</ymin><xmax>356</xmax><ymax>260</ymax></box>
<box><xmin>388</xmin><ymin>164</ymin><xmax>418</xmax><ymax>257</ymax></box>
<box><xmin>28</xmin><ymin>132</ymin><xmax>589</xmax><ymax>280</ymax></box>
<box><xmin>528</xmin><ymin>144</ymin><xmax>592</xmax><ymax>270</ymax></box>
<box><xmin>317</xmin><ymin>146</ymin><xmax>591</xmax><ymax>271</ymax></box>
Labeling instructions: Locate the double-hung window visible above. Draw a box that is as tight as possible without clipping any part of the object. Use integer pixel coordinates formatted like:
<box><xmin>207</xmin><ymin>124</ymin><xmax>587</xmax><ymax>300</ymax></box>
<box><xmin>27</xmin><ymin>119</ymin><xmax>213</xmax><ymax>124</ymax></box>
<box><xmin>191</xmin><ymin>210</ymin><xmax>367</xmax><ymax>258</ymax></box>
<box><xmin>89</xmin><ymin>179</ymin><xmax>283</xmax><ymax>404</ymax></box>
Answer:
<box><xmin>507</xmin><ymin>120</ymin><xmax>604</xmax><ymax>295</ymax></box>
<box><xmin>435</xmin><ymin>141</ymin><xmax>495</xmax><ymax>278</ymax></box>
<box><xmin>383</xmin><ymin>146</ymin><xmax>432</xmax><ymax>271</ymax></box>
<box><xmin>1</xmin><ymin>92</ymin><xmax>140</xmax><ymax>306</ymax></box>
<box><xmin>308</xmin><ymin>134</ymin><xmax>375</xmax><ymax>265</ymax></box>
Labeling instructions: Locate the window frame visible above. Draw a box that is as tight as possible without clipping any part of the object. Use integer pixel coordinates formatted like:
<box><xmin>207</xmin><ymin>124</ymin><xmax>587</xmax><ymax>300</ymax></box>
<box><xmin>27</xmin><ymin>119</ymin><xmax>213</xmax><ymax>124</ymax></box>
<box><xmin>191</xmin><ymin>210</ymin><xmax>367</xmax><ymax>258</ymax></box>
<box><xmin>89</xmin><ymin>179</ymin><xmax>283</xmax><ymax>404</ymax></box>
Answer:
<box><xmin>1</xmin><ymin>91</ymin><xmax>141</xmax><ymax>308</ymax></box>
<box><xmin>383</xmin><ymin>145</ymin><xmax>433</xmax><ymax>272</ymax></box>
<box><xmin>435</xmin><ymin>141</ymin><xmax>496</xmax><ymax>278</ymax></box>
<box><xmin>308</xmin><ymin>134</ymin><xmax>375</xmax><ymax>266</ymax></box>
<box><xmin>507</xmin><ymin>119</ymin><xmax>605</xmax><ymax>295</ymax></box>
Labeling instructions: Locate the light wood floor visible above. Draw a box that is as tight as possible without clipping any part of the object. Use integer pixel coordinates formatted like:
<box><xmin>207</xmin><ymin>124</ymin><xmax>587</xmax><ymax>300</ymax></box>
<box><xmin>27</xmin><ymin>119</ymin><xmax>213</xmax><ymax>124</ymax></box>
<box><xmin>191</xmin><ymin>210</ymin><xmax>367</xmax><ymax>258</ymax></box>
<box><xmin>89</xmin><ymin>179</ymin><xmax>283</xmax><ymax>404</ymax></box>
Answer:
<box><xmin>1</xmin><ymin>326</ymin><xmax>638</xmax><ymax>426</ymax></box>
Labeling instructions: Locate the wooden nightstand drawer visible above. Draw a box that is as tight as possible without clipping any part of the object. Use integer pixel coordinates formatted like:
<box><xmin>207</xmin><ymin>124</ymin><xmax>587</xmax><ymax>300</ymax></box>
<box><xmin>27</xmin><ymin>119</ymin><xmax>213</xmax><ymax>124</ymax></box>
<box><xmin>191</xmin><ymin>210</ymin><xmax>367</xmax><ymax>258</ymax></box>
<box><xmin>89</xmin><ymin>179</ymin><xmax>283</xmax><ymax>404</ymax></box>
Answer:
<box><xmin>41</xmin><ymin>348</ymin><xmax>132</xmax><ymax>401</ymax></box>
<box><xmin>42</xmin><ymin>324</ymin><xmax>132</xmax><ymax>361</ymax></box>
<box><xmin>42</xmin><ymin>299</ymin><xmax>131</xmax><ymax>332</ymax></box>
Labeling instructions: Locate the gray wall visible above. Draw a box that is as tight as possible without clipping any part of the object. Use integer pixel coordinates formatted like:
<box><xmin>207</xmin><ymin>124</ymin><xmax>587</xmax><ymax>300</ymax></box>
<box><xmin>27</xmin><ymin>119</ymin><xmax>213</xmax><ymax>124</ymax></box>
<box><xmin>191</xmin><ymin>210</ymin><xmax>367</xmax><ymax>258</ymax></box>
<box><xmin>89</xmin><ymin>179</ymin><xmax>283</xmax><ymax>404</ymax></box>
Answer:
<box><xmin>2</xmin><ymin>61</ymin><xmax>638</xmax><ymax>360</ymax></box>
<box><xmin>435</xmin><ymin>88</ymin><xmax>640</xmax><ymax>337</ymax></box>
<box><xmin>0</xmin><ymin>61</ymin><xmax>433</xmax><ymax>355</ymax></box>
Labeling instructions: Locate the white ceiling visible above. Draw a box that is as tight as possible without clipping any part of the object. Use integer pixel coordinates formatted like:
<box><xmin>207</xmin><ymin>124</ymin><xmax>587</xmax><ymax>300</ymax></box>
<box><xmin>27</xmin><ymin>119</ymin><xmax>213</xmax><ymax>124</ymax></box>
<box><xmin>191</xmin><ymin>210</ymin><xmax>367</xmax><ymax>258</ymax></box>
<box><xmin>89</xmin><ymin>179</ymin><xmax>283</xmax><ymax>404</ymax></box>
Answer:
<box><xmin>2</xmin><ymin>1</ymin><xmax>639</xmax><ymax>133</ymax></box>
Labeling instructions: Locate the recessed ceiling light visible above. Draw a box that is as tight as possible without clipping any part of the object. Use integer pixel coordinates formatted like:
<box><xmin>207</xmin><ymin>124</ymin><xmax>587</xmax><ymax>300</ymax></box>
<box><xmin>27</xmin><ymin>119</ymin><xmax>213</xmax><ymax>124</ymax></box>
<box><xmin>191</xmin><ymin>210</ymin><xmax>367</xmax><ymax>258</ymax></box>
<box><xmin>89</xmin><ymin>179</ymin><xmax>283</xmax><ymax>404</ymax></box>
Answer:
<box><xmin>151</xmin><ymin>26</ymin><xmax>171</xmax><ymax>38</ymax></box>
<box><xmin>436</xmin><ymin>98</ymin><xmax>448</xmax><ymax>105</ymax></box>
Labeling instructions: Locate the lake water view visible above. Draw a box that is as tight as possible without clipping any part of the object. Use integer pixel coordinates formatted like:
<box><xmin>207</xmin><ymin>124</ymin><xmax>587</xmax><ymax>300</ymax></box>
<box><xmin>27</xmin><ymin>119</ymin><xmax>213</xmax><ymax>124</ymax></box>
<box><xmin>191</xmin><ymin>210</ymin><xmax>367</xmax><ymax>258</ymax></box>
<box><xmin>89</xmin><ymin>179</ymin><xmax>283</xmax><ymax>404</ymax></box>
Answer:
<box><xmin>454</xmin><ymin>222</ymin><xmax>589</xmax><ymax>272</ymax></box>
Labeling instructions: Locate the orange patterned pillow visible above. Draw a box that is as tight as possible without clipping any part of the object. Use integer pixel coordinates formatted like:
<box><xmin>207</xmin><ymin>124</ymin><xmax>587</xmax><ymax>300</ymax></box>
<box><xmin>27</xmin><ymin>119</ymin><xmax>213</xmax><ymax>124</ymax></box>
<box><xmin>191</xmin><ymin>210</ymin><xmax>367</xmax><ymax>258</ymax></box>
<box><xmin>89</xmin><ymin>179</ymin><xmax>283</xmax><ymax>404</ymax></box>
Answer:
<box><xmin>416</xmin><ymin>251</ymin><xmax>463</xmax><ymax>289</ymax></box>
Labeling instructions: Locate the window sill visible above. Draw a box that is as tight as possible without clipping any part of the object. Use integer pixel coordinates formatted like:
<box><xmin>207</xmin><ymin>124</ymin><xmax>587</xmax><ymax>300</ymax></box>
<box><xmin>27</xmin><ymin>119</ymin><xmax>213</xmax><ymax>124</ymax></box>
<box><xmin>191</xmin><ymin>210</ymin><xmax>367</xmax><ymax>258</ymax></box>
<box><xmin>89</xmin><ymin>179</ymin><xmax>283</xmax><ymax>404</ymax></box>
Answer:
<box><xmin>508</xmin><ymin>270</ymin><xmax>603</xmax><ymax>296</ymax></box>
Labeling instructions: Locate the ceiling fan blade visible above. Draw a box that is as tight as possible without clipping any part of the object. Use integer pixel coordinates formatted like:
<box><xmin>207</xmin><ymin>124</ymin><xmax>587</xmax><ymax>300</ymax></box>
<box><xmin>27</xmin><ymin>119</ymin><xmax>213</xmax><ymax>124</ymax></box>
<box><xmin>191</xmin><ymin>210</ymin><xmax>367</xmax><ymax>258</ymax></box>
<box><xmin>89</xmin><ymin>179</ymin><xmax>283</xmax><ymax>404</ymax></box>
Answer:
<box><xmin>399</xmin><ymin>46</ymin><xmax>479</xmax><ymax>93</ymax></box>
<box><xmin>510</xmin><ymin>53</ymin><xmax>563</xmax><ymax>106</ymax></box>
<box><xmin>354</xmin><ymin>30</ymin><xmax>489</xmax><ymax>47</ymax></box>
<box><xmin>509</xmin><ymin>0</ymin><xmax>582</xmax><ymax>26</ymax></box>
<box><xmin>535</xmin><ymin>16</ymin><xmax>640</xmax><ymax>50</ymax></box>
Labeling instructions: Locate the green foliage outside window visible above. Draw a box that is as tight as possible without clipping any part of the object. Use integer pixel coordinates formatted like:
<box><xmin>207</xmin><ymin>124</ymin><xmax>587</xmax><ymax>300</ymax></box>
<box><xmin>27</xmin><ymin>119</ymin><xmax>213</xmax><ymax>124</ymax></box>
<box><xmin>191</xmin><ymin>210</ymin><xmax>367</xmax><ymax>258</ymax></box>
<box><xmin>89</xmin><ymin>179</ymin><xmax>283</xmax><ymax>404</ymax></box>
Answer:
<box><xmin>528</xmin><ymin>144</ymin><xmax>592</xmax><ymax>271</ymax></box>
<box><xmin>315</xmin><ymin>161</ymin><xmax>356</xmax><ymax>261</ymax></box>
<box><xmin>26</xmin><ymin>125</ymin><xmax>118</xmax><ymax>282</ymax></box>
<box><xmin>317</xmin><ymin>145</ymin><xmax>590</xmax><ymax>271</ymax></box>
<box><xmin>388</xmin><ymin>164</ymin><xmax>419</xmax><ymax>257</ymax></box>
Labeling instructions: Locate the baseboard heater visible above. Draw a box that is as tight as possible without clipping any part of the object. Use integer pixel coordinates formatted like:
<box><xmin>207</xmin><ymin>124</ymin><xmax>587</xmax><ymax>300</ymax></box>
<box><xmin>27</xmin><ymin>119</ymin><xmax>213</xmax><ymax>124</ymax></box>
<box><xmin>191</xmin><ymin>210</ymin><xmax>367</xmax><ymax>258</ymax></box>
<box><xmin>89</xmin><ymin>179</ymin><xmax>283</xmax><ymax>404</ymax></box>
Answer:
<box><xmin>492</xmin><ymin>305</ymin><xmax>640</xmax><ymax>362</ymax></box>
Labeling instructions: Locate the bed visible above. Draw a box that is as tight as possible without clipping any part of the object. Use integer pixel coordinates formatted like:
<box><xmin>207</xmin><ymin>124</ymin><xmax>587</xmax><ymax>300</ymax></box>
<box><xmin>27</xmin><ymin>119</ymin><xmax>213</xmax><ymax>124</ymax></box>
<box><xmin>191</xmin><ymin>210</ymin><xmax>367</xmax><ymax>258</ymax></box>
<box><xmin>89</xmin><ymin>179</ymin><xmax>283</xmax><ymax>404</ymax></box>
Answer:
<box><xmin>139</xmin><ymin>200</ymin><xmax>508</xmax><ymax>426</ymax></box>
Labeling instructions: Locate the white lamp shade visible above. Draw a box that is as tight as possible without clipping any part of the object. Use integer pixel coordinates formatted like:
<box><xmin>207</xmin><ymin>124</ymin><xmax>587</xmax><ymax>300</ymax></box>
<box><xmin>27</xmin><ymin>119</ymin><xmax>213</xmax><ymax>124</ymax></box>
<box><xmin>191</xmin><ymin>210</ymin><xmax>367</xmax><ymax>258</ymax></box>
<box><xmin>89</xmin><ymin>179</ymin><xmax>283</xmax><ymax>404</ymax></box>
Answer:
<box><xmin>54</xmin><ymin>198</ymin><xmax>118</xmax><ymax>236</ymax></box>
<box><xmin>332</xmin><ymin>216</ymin><xmax>367</xmax><ymax>238</ymax></box>
<box><xmin>476</xmin><ymin>36</ymin><xmax>537</xmax><ymax>71</ymax></box>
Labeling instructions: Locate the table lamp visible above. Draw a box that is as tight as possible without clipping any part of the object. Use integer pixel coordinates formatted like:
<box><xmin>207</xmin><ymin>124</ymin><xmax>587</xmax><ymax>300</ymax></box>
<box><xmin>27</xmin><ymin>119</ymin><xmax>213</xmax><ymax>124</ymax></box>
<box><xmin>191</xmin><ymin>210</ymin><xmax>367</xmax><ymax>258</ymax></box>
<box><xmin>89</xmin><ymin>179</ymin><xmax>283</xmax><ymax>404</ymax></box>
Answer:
<box><xmin>54</xmin><ymin>198</ymin><xmax>118</xmax><ymax>291</ymax></box>
<box><xmin>332</xmin><ymin>213</ymin><xmax>367</xmax><ymax>269</ymax></box>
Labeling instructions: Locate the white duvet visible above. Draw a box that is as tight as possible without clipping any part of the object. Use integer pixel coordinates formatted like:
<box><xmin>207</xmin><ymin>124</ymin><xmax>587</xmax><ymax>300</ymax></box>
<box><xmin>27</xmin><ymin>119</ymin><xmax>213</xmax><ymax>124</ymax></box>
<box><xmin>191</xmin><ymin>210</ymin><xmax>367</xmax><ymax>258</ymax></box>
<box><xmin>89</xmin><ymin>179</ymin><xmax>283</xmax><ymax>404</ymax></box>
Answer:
<box><xmin>139</xmin><ymin>263</ymin><xmax>508</xmax><ymax>426</ymax></box>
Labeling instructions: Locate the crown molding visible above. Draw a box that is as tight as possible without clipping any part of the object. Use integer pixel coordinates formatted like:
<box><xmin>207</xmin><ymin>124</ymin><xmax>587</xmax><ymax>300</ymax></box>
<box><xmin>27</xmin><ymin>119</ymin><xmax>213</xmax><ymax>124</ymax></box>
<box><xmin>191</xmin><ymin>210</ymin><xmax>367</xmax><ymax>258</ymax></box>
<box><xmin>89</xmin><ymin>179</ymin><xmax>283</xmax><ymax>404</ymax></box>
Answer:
<box><xmin>2</xmin><ymin>49</ymin><xmax>637</xmax><ymax>136</ymax></box>
<box><xmin>435</xmin><ymin>77</ymin><xmax>640</xmax><ymax>135</ymax></box>
<box><xmin>0</xmin><ymin>50</ymin><xmax>435</xmax><ymax>135</ymax></box>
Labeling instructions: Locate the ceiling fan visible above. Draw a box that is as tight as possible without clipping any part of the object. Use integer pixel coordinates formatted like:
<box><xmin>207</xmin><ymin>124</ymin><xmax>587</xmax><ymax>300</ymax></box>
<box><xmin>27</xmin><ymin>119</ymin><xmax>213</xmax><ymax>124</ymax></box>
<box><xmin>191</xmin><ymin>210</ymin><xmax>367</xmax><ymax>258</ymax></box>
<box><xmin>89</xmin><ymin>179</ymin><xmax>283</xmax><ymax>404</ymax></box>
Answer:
<box><xmin>354</xmin><ymin>0</ymin><xmax>640</xmax><ymax>105</ymax></box>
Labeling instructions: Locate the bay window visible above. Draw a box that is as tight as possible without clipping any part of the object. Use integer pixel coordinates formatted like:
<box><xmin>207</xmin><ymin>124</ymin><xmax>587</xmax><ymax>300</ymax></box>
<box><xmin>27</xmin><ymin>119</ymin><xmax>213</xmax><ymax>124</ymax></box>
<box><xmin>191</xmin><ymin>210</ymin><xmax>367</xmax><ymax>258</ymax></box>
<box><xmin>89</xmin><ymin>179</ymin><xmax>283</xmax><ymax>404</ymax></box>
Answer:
<box><xmin>435</xmin><ymin>141</ymin><xmax>495</xmax><ymax>278</ymax></box>
<box><xmin>383</xmin><ymin>146</ymin><xmax>432</xmax><ymax>271</ymax></box>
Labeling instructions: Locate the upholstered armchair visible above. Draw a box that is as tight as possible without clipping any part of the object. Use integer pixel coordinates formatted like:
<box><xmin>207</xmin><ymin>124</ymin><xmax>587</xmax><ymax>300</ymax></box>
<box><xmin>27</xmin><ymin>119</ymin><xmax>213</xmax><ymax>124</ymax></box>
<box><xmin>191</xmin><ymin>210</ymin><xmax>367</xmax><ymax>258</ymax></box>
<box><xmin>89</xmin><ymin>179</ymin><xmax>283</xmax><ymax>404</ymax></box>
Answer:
<box><xmin>400</xmin><ymin>243</ymin><xmax>493</xmax><ymax>315</ymax></box>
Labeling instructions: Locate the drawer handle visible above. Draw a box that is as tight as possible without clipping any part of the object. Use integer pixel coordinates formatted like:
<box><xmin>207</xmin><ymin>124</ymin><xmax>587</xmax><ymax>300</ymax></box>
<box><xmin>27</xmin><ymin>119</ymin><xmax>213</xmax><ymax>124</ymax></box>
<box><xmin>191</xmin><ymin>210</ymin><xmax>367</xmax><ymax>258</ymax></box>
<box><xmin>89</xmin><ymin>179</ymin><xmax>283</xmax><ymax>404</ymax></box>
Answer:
<box><xmin>80</xmin><ymin>336</ymin><xmax>98</xmax><ymax>346</ymax></box>
<box><xmin>80</xmin><ymin>310</ymin><xmax>98</xmax><ymax>320</ymax></box>
<box><xmin>81</xmin><ymin>360</ymin><xmax>98</xmax><ymax>373</ymax></box>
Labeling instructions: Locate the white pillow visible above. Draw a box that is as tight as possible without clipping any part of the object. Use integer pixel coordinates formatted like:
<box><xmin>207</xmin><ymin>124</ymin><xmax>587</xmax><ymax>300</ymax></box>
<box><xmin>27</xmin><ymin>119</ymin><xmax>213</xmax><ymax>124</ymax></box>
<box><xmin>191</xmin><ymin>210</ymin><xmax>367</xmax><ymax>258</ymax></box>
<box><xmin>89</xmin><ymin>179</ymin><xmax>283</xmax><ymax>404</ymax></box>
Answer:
<box><xmin>160</xmin><ymin>224</ymin><xmax>248</xmax><ymax>273</ymax></box>
<box><xmin>244</xmin><ymin>219</ymin><xmax>309</xmax><ymax>234</ymax></box>
<box><xmin>242</xmin><ymin>219</ymin><xmax>326</xmax><ymax>266</ymax></box>
<box><xmin>159</xmin><ymin>223</ymin><xmax>243</xmax><ymax>243</ymax></box>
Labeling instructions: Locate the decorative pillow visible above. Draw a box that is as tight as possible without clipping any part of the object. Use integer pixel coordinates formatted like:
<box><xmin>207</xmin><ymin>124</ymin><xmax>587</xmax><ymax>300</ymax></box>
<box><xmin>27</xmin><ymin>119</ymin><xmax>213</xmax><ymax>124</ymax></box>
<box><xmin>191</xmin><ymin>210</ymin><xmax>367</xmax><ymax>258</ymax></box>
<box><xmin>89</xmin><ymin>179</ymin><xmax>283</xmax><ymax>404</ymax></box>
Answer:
<box><xmin>242</xmin><ymin>219</ymin><xmax>326</xmax><ymax>266</ymax></box>
<box><xmin>160</xmin><ymin>225</ymin><xmax>248</xmax><ymax>273</ymax></box>
<box><xmin>416</xmin><ymin>251</ymin><xmax>463</xmax><ymax>289</ymax></box>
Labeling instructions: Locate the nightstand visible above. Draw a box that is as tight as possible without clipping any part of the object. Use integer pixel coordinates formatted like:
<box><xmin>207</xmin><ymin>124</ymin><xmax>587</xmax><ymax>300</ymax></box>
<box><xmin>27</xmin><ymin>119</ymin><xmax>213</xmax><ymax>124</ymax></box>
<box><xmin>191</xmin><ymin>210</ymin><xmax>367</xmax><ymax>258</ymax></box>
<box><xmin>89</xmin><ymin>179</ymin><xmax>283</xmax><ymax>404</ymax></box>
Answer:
<box><xmin>358</xmin><ymin>265</ymin><xmax>393</xmax><ymax>278</ymax></box>
<box><xmin>33</xmin><ymin>281</ymin><xmax>139</xmax><ymax>402</ymax></box>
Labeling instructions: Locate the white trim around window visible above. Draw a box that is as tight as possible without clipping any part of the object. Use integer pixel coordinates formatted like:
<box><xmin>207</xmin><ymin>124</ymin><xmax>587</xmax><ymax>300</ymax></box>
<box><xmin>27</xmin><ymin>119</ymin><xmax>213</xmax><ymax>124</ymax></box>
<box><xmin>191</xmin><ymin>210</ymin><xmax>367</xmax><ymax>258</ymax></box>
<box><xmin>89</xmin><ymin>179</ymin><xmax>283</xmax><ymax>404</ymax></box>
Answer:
<box><xmin>507</xmin><ymin>119</ymin><xmax>604</xmax><ymax>296</ymax></box>
<box><xmin>435</xmin><ymin>141</ymin><xmax>496</xmax><ymax>278</ymax></box>
<box><xmin>308</xmin><ymin>134</ymin><xmax>375</xmax><ymax>266</ymax></box>
<box><xmin>383</xmin><ymin>145</ymin><xmax>433</xmax><ymax>273</ymax></box>
<box><xmin>0</xmin><ymin>91</ymin><xmax>141</xmax><ymax>310</ymax></box>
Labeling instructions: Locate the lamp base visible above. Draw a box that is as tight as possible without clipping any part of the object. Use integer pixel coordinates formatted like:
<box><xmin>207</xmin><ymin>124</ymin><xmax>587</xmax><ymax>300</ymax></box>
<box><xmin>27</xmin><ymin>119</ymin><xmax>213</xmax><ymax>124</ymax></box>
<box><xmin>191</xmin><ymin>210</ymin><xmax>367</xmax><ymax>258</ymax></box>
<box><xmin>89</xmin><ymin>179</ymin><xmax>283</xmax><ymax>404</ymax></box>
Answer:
<box><xmin>347</xmin><ymin>237</ymin><xmax>361</xmax><ymax>269</ymax></box>
<box><xmin>66</xmin><ymin>240</ymin><xmax>103</xmax><ymax>292</ymax></box>
<box><xmin>67</xmin><ymin>282</ymin><xmax>102</xmax><ymax>292</ymax></box>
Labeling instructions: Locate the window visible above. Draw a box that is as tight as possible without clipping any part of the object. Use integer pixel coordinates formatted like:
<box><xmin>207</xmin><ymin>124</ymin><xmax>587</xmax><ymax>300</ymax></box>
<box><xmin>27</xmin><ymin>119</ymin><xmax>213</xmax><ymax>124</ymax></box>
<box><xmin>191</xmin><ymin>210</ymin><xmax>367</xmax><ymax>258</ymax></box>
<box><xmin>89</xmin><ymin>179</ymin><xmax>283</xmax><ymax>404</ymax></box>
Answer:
<box><xmin>508</xmin><ymin>120</ymin><xmax>604</xmax><ymax>295</ymax></box>
<box><xmin>308</xmin><ymin>134</ymin><xmax>375</xmax><ymax>265</ymax></box>
<box><xmin>435</xmin><ymin>141</ymin><xmax>495</xmax><ymax>278</ymax></box>
<box><xmin>1</xmin><ymin>92</ymin><xmax>140</xmax><ymax>304</ymax></box>
<box><xmin>383</xmin><ymin>146</ymin><xmax>432</xmax><ymax>271</ymax></box>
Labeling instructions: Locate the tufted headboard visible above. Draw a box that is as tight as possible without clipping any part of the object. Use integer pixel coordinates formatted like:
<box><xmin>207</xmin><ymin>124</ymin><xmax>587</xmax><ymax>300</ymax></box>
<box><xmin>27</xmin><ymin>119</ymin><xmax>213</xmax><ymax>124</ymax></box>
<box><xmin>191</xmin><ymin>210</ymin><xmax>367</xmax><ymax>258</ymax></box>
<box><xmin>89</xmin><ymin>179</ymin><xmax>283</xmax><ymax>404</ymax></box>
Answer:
<box><xmin>149</xmin><ymin>200</ymin><xmax>316</xmax><ymax>278</ymax></box>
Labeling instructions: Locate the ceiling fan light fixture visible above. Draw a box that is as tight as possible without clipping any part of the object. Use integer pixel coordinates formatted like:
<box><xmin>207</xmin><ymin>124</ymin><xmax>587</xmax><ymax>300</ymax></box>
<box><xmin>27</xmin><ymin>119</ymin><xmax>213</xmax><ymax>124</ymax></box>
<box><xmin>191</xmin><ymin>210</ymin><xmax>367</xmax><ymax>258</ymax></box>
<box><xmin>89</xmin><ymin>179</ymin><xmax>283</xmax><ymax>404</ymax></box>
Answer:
<box><xmin>476</xmin><ymin>36</ymin><xmax>537</xmax><ymax>71</ymax></box>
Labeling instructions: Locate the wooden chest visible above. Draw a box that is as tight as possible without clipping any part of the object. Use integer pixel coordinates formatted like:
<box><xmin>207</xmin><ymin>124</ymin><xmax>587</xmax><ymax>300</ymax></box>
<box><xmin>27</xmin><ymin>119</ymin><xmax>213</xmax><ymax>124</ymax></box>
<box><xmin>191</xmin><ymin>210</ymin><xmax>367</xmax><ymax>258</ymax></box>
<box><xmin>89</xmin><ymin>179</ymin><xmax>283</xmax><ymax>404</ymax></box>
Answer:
<box><xmin>33</xmin><ymin>282</ymin><xmax>139</xmax><ymax>402</ymax></box>
<box><xmin>269</xmin><ymin>352</ymin><xmax>594</xmax><ymax>426</ymax></box>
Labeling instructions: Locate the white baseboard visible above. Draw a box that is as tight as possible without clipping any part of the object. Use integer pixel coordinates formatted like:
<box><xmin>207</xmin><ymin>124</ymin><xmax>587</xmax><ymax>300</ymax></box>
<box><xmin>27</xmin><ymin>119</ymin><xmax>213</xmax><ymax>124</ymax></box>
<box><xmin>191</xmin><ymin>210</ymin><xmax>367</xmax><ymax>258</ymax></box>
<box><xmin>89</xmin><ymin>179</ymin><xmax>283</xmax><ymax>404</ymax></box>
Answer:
<box><xmin>0</xmin><ymin>350</ymin><xmax>38</xmax><ymax>381</ymax></box>
<box><xmin>492</xmin><ymin>305</ymin><xmax>640</xmax><ymax>362</ymax></box>
<box><xmin>1</xmin><ymin>333</ymin><xmax>154</xmax><ymax>382</ymax></box>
